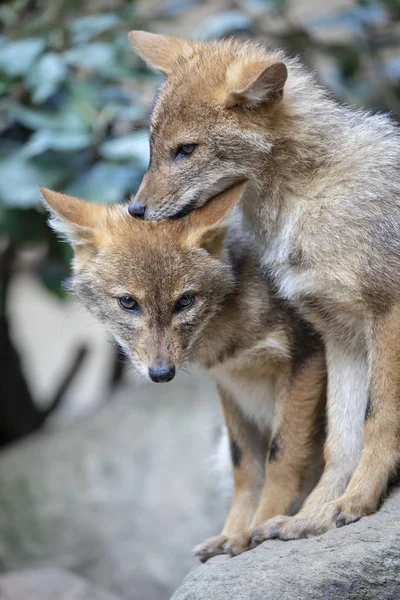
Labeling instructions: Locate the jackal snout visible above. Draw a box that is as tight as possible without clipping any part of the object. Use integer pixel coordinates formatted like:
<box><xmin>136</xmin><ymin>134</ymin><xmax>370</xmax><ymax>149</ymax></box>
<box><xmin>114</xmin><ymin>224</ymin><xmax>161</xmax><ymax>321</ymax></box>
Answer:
<box><xmin>148</xmin><ymin>363</ymin><xmax>176</xmax><ymax>383</ymax></box>
<box><xmin>136</xmin><ymin>325</ymin><xmax>184</xmax><ymax>382</ymax></box>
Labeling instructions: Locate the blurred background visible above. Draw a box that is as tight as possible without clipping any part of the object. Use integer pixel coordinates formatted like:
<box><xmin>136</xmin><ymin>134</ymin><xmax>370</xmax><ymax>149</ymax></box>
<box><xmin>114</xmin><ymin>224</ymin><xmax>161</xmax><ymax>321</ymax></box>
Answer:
<box><xmin>1</xmin><ymin>0</ymin><xmax>400</xmax><ymax>598</ymax></box>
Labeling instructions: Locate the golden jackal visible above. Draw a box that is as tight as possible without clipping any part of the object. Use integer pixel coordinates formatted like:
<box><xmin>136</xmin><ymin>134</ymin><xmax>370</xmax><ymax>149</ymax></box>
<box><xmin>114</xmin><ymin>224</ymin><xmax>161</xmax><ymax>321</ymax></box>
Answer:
<box><xmin>42</xmin><ymin>184</ymin><xmax>325</xmax><ymax>558</ymax></box>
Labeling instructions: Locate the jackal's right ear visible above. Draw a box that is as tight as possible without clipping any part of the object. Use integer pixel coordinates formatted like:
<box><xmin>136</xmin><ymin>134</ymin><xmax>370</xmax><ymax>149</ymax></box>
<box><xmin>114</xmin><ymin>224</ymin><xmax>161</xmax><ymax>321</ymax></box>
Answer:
<box><xmin>40</xmin><ymin>187</ymin><xmax>107</xmax><ymax>255</ymax></box>
<box><xmin>128</xmin><ymin>31</ymin><xmax>192</xmax><ymax>75</ymax></box>
<box><xmin>186</xmin><ymin>181</ymin><xmax>248</xmax><ymax>255</ymax></box>
<box><xmin>225</xmin><ymin>60</ymin><xmax>288</xmax><ymax>109</ymax></box>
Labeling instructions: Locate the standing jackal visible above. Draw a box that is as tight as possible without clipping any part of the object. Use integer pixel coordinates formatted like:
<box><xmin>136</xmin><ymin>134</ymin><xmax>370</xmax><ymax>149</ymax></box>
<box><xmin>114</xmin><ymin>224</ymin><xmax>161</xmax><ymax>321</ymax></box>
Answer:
<box><xmin>128</xmin><ymin>31</ymin><xmax>400</xmax><ymax>540</ymax></box>
<box><xmin>41</xmin><ymin>184</ymin><xmax>325</xmax><ymax>559</ymax></box>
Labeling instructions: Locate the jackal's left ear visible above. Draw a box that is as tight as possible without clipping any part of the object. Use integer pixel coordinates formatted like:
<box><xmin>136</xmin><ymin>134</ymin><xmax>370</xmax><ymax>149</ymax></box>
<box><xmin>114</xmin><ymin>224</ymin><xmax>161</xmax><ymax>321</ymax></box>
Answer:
<box><xmin>186</xmin><ymin>181</ymin><xmax>247</xmax><ymax>255</ymax></box>
<box><xmin>40</xmin><ymin>187</ymin><xmax>107</xmax><ymax>256</ymax></box>
<box><xmin>225</xmin><ymin>60</ymin><xmax>287</xmax><ymax>109</ymax></box>
<box><xmin>128</xmin><ymin>30</ymin><xmax>192</xmax><ymax>75</ymax></box>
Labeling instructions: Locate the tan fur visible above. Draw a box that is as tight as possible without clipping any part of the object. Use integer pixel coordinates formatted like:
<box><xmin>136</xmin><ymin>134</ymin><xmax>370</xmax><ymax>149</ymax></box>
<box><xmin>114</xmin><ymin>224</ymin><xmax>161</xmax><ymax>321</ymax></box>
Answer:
<box><xmin>128</xmin><ymin>32</ymin><xmax>400</xmax><ymax>539</ymax></box>
<box><xmin>42</xmin><ymin>185</ymin><xmax>326</xmax><ymax>559</ymax></box>
<box><xmin>128</xmin><ymin>31</ymin><xmax>192</xmax><ymax>76</ymax></box>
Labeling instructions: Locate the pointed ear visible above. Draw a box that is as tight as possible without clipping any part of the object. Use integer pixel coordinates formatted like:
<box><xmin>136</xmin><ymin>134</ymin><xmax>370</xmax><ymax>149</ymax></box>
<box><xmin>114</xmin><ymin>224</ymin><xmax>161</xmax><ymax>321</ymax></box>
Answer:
<box><xmin>40</xmin><ymin>187</ymin><xmax>107</xmax><ymax>253</ymax></box>
<box><xmin>128</xmin><ymin>30</ymin><xmax>192</xmax><ymax>75</ymax></box>
<box><xmin>186</xmin><ymin>181</ymin><xmax>247</xmax><ymax>255</ymax></box>
<box><xmin>226</xmin><ymin>60</ymin><xmax>287</xmax><ymax>109</ymax></box>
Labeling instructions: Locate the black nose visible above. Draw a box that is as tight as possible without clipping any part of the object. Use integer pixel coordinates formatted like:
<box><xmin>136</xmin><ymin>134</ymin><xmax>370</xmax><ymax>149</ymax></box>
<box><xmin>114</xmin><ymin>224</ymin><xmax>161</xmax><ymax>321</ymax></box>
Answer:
<box><xmin>149</xmin><ymin>364</ymin><xmax>176</xmax><ymax>383</ymax></box>
<box><xmin>128</xmin><ymin>201</ymin><xmax>146</xmax><ymax>219</ymax></box>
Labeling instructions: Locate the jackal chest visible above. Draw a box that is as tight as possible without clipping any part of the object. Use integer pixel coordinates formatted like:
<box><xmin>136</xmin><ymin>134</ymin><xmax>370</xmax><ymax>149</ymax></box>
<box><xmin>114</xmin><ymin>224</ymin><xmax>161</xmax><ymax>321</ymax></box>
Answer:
<box><xmin>209</xmin><ymin>333</ymin><xmax>289</xmax><ymax>430</ymax></box>
<box><xmin>212</xmin><ymin>367</ymin><xmax>276</xmax><ymax>431</ymax></box>
<box><xmin>247</xmin><ymin>198</ymin><xmax>316</xmax><ymax>298</ymax></box>
<box><xmin>261</xmin><ymin>217</ymin><xmax>318</xmax><ymax>302</ymax></box>
<box><xmin>255</xmin><ymin>202</ymin><xmax>365</xmax><ymax>340</ymax></box>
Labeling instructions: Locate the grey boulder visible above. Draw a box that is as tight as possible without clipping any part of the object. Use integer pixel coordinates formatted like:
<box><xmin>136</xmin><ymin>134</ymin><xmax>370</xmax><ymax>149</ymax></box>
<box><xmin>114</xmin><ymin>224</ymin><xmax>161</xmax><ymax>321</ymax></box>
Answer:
<box><xmin>172</xmin><ymin>486</ymin><xmax>400</xmax><ymax>600</ymax></box>
<box><xmin>0</xmin><ymin>568</ymin><xmax>122</xmax><ymax>600</ymax></box>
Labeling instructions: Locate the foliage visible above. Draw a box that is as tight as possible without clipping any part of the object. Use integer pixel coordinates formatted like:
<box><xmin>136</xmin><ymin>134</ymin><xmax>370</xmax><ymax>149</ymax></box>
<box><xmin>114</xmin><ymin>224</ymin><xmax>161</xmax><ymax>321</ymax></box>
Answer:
<box><xmin>1</xmin><ymin>0</ymin><xmax>400</xmax><ymax>298</ymax></box>
<box><xmin>0</xmin><ymin>0</ymin><xmax>153</xmax><ymax>296</ymax></box>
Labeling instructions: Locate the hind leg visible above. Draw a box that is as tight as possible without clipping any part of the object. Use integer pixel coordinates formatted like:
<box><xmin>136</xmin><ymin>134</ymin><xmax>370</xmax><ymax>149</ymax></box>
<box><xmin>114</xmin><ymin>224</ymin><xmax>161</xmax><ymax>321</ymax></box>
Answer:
<box><xmin>336</xmin><ymin>308</ymin><xmax>400</xmax><ymax>526</ymax></box>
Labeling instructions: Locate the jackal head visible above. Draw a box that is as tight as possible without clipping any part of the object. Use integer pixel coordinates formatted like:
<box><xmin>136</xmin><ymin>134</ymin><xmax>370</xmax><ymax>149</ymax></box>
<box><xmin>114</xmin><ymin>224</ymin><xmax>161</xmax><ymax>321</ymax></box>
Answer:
<box><xmin>41</xmin><ymin>183</ymin><xmax>246</xmax><ymax>383</ymax></box>
<box><xmin>128</xmin><ymin>31</ymin><xmax>289</xmax><ymax>220</ymax></box>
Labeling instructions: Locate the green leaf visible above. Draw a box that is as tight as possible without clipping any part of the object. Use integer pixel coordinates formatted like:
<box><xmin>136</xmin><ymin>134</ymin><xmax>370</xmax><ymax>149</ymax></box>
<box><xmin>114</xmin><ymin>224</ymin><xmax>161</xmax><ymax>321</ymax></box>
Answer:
<box><xmin>25</xmin><ymin>53</ymin><xmax>67</xmax><ymax>104</ymax></box>
<box><xmin>0</xmin><ymin>71</ymin><xmax>10</xmax><ymax>95</ymax></box>
<box><xmin>196</xmin><ymin>11</ymin><xmax>253</xmax><ymax>40</ymax></box>
<box><xmin>68</xmin><ymin>13</ymin><xmax>121</xmax><ymax>44</ymax></box>
<box><xmin>0</xmin><ymin>151</ymin><xmax>75</xmax><ymax>208</ymax></box>
<box><xmin>40</xmin><ymin>259</ymin><xmax>71</xmax><ymax>298</ymax></box>
<box><xmin>24</xmin><ymin>129</ymin><xmax>93</xmax><ymax>156</ymax></box>
<box><xmin>0</xmin><ymin>207</ymin><xmax>50</xmax><ymax>243</ymax></box>
<box><xmin>324</xmin><ymin>44</ymin><xmax>360</xmax><ymax>80</ymax></box>
<box><xmin>100</xmin><ymin>132</ymin><xmax>150</xmax><ymax>169</ymax></box>
<box><xmin>0</xmin><ymin>153</ymin><xmax>46</xmax><ymax>207</ymax></box>
<box><xmin>262</xmin><ymin>0</ymin><xmax>288</xmax><ymax>10</ymax></box>
<box><xmin>10</xmin><ymin>103</ymin><xmax>89</xmax><ymax>132</ymax></box>
<box><xmin>64</xmin><ymin>40</ymin><xmax>133</xmax><ymax>81</ymax></box>
<box><xmin>114</xmin><ymin>105</ymin><xmax>146</xmax><ymax>121</ymax></box>
<box><xmin>66</xmin><ymin>161</ymin><xmax>141</xmax><ymax>204</ymax></box>
<box><xmin>0</xmin><ymin>38</ymin><xmax>46</xmax><ymax>77</ymax></box>
<box><xmin>64</xmin><ymin>42</ymin><xmax>116</xmax><ymax>73</ymax></box>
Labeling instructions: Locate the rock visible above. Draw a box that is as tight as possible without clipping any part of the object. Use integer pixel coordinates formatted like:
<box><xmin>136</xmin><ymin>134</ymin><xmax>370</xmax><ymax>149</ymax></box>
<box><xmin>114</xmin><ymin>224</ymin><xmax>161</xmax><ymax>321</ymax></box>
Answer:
<box><xmin>0</xmin><ymin>370</ymin><xmax>228</xmax><ymax>600</ymax></box>
<box><xmin>0</xmin><ymin>568</ymin><xmax>122</xmax><ymax>600</ymax></box>
<box><xmin>172</xmin><ymin>486</ymin><xmax>400</xmax><ymax>600</ymax></box>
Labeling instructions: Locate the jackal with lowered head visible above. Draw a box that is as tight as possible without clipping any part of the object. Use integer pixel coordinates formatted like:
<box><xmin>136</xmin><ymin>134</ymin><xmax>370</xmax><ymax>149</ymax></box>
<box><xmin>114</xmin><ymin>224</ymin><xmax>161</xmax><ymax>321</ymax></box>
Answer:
<box><xmin>41</xmin><ymin>183</ymin><xmax>325</xmax><ymax>558</ymax></box>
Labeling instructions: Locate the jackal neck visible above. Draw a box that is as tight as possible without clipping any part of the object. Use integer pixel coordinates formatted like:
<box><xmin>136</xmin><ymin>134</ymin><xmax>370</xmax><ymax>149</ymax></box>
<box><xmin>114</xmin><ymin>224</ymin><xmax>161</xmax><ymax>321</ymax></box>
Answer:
<box><xmin>192</xmin><ymin>227</ymin><xmax>274</xmax><ymax>370</ymax></box>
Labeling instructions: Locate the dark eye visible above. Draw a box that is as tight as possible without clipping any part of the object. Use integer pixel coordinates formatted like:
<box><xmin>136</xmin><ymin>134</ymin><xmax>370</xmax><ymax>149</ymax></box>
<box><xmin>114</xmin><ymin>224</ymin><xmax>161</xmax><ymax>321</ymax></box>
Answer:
<box><xmin>174</xmin><ymin>292</ymin><xmax>195</xmax><ymax>313</ymax></box>
<box><xmin>175</xmin><ymin>143</ymin><xmax>197</xmax><ymax>159</ymax></box>
<box><xmin>119</xmin><ymin>295</ymin><xmax>140</xmax><ymax>312</ymax></box>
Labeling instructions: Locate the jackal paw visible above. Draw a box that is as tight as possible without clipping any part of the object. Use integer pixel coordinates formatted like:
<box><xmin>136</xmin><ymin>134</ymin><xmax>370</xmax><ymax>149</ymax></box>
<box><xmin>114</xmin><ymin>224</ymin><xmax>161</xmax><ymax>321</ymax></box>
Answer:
<box><xmin>194</xmin><ymin>531</ymin><xmax>252</xmax><ymax>562</ymax></box>
<box><xmin>194</xmin><ymin>534</ymin><xmax>227</xmax><ymax>562</ymax></box>
<box><xmin>335</xmin><ymin>494</ymin><xmax>377</xmax><ymax>528</ymax></box>
<box><xmin>251</xmin><ymin>505</ymin><xmax>338</xmax><ymax>543</ymax></box>
<box><xmin>222</xmin><ymin>531</ymin><xmax>252</xmax><ymax>557</ymax></box>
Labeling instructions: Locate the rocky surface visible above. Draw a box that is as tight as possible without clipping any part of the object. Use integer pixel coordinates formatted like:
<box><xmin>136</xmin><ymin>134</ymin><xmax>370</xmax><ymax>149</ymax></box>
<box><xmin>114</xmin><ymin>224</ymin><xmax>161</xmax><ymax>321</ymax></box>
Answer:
<box><xmin>172</xmin><ymin>486</ymin><xmax>400</xmax><ymax>600</ymax></box>
<box><xmin>0</xmin><ymin>370</ymin><xmax>228</xmax><ymax>600</ymax></box>
<box><xmin>0</xmin><ymin>568</ymin><xmax>122</xmax><ymax>600</ymax></box>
